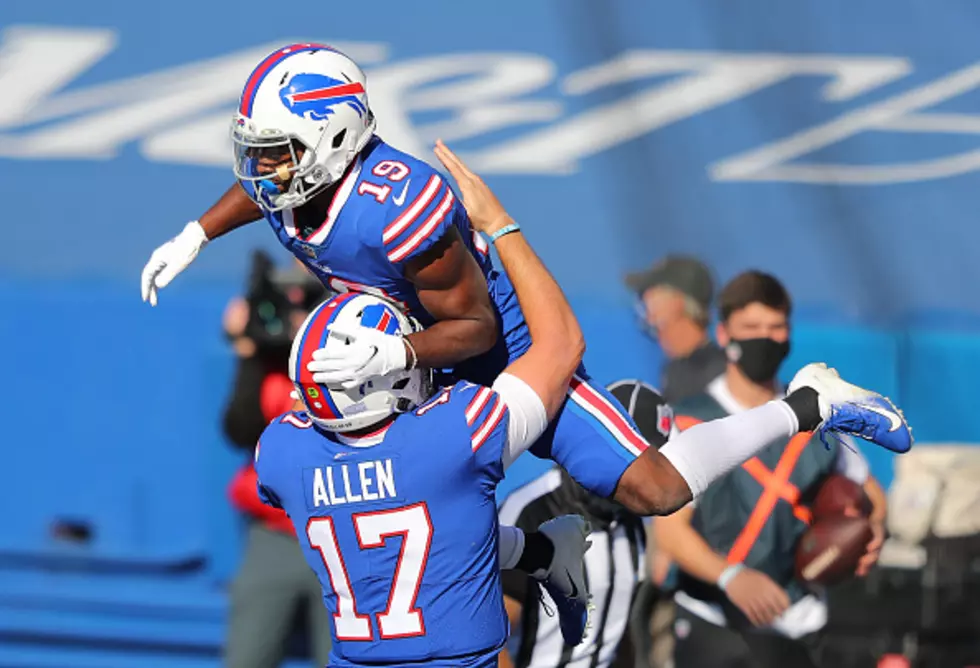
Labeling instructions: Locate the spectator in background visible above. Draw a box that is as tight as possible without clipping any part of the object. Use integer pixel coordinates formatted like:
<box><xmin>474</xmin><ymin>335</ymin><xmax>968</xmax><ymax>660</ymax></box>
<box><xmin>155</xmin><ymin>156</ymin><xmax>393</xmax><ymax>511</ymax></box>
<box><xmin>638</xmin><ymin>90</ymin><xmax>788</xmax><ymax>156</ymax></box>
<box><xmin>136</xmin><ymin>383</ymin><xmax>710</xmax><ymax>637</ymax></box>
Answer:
<box><xmin>624</xmin><ymin>255</ymin><xmax>722</xmax><ymax>668</ymax></box>
<box><xmin>221</xmin><ymin>253</ymin><xmax>333</xmax><ymax>668</ymax></box>
<box><xmin>655</xmin><ymin>271</ymin><xmax>887</xmax><ymax>668</ymax></box>
<box><xmin>625</xmin><ymin>256</ymin><xmax>726</xmax><ymax>404</ymax></box>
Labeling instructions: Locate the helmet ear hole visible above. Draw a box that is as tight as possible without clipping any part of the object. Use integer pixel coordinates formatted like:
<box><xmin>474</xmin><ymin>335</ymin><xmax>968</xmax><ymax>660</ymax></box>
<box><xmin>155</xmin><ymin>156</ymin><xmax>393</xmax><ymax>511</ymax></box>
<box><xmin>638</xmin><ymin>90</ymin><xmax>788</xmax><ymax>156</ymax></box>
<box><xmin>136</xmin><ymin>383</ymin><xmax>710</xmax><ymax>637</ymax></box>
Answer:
<box><xmin>392</xmin><ymin>378</ymin><xmax>410</xmax><ymax>390</ymax></box>
<box><xmin>332</xmin><ymin>128</ymin><xmax>347</xmax><ymax>149</ymax></box>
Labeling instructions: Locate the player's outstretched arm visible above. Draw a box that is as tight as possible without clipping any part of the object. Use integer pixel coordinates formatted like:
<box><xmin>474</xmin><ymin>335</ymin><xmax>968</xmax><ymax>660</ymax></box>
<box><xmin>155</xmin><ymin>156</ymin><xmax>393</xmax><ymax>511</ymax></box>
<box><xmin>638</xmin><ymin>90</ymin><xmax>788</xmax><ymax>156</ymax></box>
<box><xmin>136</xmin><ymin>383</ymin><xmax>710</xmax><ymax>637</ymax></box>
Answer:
<box><xmin>199</xmin><ymin>182</ymin><xmax>264</xmax><ymax>239</ymax></box>
<box><xmin>433</xmin><ymin>140</ymin><xmax>584</xmax><ymax>420</ymax></box>
<box><xmin>611</xmin><ymin>362</ymin><xmax>909</xmax><ymax>517</ymax></box>
<box><xmin>612</xmin><ymin>393</ymin><xmax>814</xmax><ymax>516</ymax></box>
<box><xmin>491</xmin><ymin>228</ymin><xmax>584</xmax><ymax>418</ymax></box>
<box><xmin>140</xmin><ymin>183</ymin><xmax>262</xmax><ymax>306</ymax></box>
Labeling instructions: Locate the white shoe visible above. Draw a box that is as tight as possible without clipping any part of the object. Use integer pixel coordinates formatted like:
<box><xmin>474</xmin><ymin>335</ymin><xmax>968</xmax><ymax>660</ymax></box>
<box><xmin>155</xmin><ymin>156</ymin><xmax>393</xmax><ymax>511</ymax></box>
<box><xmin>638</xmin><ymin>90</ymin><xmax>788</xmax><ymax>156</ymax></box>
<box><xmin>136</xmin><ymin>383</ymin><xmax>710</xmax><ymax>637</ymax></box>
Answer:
<box><xmin>788</xmin><ymin>363</ymin><xmax>913</xmax><ymax>453</ymax></box>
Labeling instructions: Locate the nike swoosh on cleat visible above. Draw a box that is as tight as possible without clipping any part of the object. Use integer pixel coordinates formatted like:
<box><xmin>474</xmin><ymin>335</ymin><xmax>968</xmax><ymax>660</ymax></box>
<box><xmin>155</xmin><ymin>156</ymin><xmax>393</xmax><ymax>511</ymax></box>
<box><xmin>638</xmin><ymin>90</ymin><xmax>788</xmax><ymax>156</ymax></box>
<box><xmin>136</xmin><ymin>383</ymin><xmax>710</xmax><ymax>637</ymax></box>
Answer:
<box><xmin>392</xmin><ymin>179</ymin><xmax>411</xmax><ymax>206</ymax></box>
<box><xmin>859</xmin><ymin>402</ymin><xmax>903</xmax><ymax>432</ymax></box>
<box><xmin>565</xmin><ymin>568</ymin><xmax>579</xmax><ymax>599</ymax></box>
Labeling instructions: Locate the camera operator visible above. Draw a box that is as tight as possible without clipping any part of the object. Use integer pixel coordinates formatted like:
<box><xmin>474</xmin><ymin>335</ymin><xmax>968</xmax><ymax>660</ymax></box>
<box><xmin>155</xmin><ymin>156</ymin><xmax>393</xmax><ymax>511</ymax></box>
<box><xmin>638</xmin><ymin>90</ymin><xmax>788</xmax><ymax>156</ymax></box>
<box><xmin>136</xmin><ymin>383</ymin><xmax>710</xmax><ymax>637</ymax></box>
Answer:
<box><xmin>221</xmin><ymin>252</ymin><xmax>333</xmax><ymax>668</ymax></box>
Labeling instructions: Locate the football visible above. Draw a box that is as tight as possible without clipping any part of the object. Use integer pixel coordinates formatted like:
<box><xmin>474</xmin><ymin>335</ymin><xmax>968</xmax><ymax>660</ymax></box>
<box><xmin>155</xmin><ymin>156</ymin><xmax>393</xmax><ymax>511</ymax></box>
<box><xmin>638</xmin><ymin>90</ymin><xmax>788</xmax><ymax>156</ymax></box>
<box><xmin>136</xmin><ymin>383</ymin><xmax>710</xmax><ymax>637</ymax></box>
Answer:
<box><xmin>811</xmin><ymin>474</ymin><xmax>872</xmax><ymax>520</ymax></box>
<box><xmin>794</xmin><ymin>515</ymin><xmax>872</xmax><ymax>586</ymax></box>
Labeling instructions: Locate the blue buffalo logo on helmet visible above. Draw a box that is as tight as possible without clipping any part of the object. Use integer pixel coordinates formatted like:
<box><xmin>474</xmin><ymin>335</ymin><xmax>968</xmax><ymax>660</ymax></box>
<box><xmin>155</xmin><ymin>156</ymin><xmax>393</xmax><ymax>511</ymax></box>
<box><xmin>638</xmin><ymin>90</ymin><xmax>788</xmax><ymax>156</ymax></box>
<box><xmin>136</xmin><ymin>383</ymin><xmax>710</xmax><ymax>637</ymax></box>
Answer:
<box><xmin>279</xmin><ymin>73</ymin><xmax>368</xmax><ymax>121</ymax></box>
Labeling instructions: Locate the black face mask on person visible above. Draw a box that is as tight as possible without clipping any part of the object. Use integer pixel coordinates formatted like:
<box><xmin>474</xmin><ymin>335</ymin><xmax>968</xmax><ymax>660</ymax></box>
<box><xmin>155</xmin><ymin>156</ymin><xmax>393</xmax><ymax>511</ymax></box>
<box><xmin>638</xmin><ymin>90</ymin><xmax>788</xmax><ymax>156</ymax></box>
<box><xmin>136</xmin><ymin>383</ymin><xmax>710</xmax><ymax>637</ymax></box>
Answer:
<box><xmin>725</xmin><ymin>337</ymin><xmax>790</xmax><ymax>383</ymax></box>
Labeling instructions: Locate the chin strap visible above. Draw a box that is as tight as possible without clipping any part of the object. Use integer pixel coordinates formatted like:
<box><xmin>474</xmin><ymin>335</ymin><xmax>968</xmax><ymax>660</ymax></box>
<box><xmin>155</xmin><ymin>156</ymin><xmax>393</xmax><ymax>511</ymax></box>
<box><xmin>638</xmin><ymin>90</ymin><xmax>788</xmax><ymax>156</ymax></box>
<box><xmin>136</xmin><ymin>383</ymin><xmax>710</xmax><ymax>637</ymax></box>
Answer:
<box><xmin>257</xmin><ymin>179</ymin><xmax>279</xmax><ymax>200</ymax></box>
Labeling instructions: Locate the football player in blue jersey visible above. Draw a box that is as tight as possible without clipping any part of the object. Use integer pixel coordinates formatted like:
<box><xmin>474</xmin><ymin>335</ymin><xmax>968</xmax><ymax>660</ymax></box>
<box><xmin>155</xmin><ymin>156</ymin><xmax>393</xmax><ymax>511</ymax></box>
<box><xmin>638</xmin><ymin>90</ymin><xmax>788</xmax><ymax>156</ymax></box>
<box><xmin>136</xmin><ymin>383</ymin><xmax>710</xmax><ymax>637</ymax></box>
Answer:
<box><xmin>252</xmin><ymin>157</ymin><xmax>595</xmax><ymax>667</ymax></box>
<box><xmin>142</xmin><ymin>45</ymin><xmax>913</xmax><ymax>642</ymax></box>
<box><xmin>138</xmin><ymin>42</ymin><xmax>911</xmax><ymax>489</ymax></box>
<box><xmin>251</xmin><ymin>142</ymin><xmax>910</xmax><ymax>668</ymax></box>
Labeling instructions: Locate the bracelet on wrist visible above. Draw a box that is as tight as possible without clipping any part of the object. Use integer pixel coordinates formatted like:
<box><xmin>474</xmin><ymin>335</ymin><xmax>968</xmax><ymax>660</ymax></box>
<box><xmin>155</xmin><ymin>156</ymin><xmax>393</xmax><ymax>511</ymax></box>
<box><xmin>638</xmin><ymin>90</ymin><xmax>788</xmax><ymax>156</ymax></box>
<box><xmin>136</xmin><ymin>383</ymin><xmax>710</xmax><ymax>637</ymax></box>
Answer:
<box><xmin>489</xmin><ymin>222</ymin><xmax>521</xmax><ymax>243</ymax></box>
<box><xmin>717</xmin><ymin>563</ymin><xmax>744</xmax><ymax>592</ymax></box>
<box><xmin>403</xmin><ymin>336</ymin><xmax>418</xmax><ymax>371</ymax></box>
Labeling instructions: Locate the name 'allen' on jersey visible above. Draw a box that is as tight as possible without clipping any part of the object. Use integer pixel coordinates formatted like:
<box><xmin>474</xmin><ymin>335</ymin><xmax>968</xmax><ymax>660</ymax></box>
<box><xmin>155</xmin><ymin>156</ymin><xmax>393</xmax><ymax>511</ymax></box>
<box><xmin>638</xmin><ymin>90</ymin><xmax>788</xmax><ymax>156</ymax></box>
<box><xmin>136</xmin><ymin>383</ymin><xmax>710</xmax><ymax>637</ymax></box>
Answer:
<box><xmin>306</xmin><ymin>458</ymin><xmax>397</xmax><ymax>508</ymax></box>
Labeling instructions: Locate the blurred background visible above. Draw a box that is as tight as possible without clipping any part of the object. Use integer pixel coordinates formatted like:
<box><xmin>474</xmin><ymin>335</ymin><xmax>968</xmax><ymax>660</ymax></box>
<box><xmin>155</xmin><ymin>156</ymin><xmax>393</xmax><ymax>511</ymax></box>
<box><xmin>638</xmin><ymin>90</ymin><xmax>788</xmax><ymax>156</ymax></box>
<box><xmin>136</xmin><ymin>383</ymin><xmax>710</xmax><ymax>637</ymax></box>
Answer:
<box><xmin>1</xmin><ymin>0</ymin><xmax>979</xmax><ymax>666</ymax></box>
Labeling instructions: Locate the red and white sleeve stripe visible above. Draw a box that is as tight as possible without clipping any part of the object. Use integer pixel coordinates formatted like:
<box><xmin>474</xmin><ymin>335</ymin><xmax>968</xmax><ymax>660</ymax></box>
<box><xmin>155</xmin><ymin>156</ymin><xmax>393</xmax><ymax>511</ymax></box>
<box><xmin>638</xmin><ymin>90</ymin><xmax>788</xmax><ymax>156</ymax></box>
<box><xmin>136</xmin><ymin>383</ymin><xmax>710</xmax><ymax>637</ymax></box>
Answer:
<box><xmin>470</xmin><ymin>395</ymin><xmax>508</xmax><ymax>453</ymax></box>
<box><xmin>382</xmin><ymin>174</ymin><xmax>442</xmax><ymax>244</ymax></box>
<box><xmin>465</xmin><ymin>387</ymin><xmax>494</xmax><ymax>425</ymax></box>
<box><xmin>386</xmin><ymin>189</ymin><xmax>455</xmax><ymax>263</ymax></box>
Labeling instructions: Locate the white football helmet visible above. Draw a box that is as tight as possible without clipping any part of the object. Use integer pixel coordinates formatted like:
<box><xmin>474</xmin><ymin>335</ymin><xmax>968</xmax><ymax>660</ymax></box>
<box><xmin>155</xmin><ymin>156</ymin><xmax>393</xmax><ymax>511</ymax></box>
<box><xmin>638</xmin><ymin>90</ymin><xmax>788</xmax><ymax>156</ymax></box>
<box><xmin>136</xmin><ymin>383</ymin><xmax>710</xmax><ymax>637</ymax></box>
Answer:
<box><xmin>289</xmin><ymin>293</ymin><xmax>431</xmax><ymax>433</ymax></box>
<box><xmin>231</xmin><ymin>43</ymin><xmax>377</xmax><ymax>212</ymax></box>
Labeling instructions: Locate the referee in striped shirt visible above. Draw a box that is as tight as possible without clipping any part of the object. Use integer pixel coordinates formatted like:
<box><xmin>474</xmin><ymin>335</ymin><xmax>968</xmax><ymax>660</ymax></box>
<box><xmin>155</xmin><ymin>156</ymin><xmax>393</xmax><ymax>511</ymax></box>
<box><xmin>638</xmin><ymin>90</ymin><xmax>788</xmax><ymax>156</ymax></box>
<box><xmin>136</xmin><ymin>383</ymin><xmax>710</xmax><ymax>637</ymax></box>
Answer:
<box><xmin>497</xmin><ymin>380</ymin><xmax>673</xmax><ymax>668</ymax></box>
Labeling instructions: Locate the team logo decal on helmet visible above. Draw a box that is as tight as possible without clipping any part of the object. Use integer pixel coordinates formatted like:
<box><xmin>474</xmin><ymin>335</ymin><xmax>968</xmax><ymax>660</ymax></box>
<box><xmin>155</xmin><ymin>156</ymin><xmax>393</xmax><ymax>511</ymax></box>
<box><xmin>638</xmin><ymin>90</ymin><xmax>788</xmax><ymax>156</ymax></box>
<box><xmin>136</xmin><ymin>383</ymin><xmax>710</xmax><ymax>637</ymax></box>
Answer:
<box><xmin>279</xmin><ymin>73</ymin><xmax>368</xmax><ymax>121</ymax></box>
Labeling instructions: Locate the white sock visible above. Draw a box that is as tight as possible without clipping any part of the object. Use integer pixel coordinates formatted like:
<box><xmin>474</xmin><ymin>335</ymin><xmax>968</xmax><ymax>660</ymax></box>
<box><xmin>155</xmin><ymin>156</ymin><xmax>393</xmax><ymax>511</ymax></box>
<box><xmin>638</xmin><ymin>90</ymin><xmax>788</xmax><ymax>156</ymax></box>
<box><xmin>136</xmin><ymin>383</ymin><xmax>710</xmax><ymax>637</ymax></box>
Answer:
<box><xmin>659</xmin><ymin>400</ymin><xmax>799</xmax><ymax>499</ymax></box>
<box><xmin>498</xmin><ymin>525</ymin><xmax>526</xmax><ymax>570</ymax></box>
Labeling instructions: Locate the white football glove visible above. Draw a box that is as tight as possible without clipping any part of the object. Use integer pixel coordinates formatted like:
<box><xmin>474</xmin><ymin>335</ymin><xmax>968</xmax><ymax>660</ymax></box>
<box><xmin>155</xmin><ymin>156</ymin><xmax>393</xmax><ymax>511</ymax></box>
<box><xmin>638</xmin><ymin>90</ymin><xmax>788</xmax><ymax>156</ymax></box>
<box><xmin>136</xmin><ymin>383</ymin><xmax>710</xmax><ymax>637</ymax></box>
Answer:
<box><xmin>308</xmin><ymin>324</ymin><xmax>409</xmax><ymax>390</ymax></box>
<box><xmin>140</xmin><ymin>221</ymin><xmax>209</xmax><ymax>306</ymax></box>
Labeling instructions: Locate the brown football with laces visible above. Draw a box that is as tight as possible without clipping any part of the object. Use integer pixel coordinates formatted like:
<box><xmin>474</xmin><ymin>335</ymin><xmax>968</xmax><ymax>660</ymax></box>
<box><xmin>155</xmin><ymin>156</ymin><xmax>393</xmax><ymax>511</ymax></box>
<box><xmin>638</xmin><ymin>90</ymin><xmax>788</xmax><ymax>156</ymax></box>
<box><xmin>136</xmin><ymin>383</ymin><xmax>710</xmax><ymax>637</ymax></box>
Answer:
<box><xmin>794</xmin><ymin>515</ymin><xmax>872</xmax><ymax>585</ymax></box>
<box><xmin>810</xmin><ymin>474</ymin><xmax>872</xmax><ymax>520</ymax></box>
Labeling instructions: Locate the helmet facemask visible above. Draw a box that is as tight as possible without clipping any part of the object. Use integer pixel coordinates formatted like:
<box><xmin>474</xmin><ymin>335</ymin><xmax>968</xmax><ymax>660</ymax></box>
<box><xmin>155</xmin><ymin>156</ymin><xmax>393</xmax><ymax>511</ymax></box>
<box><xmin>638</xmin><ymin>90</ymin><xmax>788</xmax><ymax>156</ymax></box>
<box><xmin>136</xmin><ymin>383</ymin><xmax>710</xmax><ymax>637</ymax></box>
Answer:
<box><xmin>231</xmin><ymin>107</ymin><xmax>375</xmax><ymax>214</ymax></box>
<box><xmin>232</xmin><ymin>122</ymin><xmax>329</xmax><ymax>212</ymax></box>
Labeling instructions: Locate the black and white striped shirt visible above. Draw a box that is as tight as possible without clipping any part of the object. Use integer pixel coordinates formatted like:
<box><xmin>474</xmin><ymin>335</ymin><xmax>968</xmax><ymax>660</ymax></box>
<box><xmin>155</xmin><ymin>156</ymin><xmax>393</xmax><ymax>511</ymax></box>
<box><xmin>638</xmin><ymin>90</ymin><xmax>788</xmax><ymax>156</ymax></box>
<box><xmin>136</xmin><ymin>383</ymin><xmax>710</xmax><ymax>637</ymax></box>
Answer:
<box><xmin>499</xmin><ymin>467</ymin><xmax>646</xmax><ymax>668</ymax></box>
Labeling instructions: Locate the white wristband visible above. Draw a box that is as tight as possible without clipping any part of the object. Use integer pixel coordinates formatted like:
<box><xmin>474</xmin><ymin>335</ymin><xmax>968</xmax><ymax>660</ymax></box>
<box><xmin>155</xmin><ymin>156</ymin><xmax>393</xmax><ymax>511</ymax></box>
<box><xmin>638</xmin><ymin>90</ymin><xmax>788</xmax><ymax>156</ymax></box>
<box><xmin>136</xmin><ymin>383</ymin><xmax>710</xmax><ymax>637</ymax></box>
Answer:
<box><xmin>403</xmin><ymin>336</ymin><xmax>418</xmax><ymax>370</ymax></box>
<box><xmin>184</xmin><ymin>220</ymin><xmax>209</xmax><ymax>248</ymax></box>
<box><xmin>717</xmin><ymin>564</ymin><xmax>744</xmax><ymax>592</ymax></box>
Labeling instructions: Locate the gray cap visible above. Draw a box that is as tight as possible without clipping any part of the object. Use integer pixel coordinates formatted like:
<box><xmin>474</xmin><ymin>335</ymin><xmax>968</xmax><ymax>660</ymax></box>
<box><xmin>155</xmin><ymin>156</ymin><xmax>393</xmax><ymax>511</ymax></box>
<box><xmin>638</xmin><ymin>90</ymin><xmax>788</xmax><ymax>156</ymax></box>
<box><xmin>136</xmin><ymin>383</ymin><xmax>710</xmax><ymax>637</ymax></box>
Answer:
<box><xmin>625</xmin><ymin>255</ymin><xmax>714</xmax><ymax>310</ymax></box>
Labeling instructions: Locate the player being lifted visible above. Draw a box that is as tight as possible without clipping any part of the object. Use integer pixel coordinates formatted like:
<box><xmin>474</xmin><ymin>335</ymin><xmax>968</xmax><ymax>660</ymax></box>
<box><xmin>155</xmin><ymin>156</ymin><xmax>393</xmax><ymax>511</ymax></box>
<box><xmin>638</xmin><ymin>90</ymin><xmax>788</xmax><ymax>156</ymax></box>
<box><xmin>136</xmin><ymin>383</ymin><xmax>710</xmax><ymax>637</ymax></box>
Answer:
<box><xmin>257</xmin><ymin>144</ymin><xmax>906</xmax><ymax>668</ymax></box>
<box><xmin>141</xmin><ymin>43</ymin><xmax>912</xmax><ymax>641</ymax></box>
<box><xmin>254</xmin><ymin>154</ymin><xmax>596</xmax><ymax>667</ymax></box>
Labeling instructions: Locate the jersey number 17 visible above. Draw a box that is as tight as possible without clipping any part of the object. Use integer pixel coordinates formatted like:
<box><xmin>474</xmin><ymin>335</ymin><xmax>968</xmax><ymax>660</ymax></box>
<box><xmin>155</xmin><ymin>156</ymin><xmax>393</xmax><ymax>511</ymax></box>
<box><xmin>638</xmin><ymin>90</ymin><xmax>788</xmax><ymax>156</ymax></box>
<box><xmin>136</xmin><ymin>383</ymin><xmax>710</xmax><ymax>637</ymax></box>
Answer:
<box><xmin>306</xmin><ymin>502</ymin><xmax>432</xmax><ymax>641</ymax></box>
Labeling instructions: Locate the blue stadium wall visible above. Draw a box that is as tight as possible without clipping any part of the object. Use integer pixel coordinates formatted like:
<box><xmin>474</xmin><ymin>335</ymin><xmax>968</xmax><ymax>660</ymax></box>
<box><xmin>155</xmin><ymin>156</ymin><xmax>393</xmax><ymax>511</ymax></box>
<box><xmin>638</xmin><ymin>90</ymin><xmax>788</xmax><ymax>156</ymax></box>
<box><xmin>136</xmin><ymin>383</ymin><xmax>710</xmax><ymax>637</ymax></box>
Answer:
<box><xmin>2</xmin><ymin>0</ymin><xmax>979</xmax><ymax>579</ymax></box>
